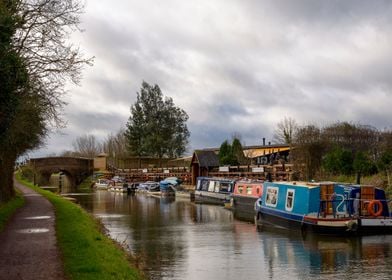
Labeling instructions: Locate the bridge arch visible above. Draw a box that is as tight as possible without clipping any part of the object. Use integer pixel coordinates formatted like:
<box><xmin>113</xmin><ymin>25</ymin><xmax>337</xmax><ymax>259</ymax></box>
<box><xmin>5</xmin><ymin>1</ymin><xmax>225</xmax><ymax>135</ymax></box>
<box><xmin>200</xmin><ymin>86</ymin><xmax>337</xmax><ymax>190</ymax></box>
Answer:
<box><xmin>29</xmin><ymin>157</ymin><xmax>93</xmax><ymax>192</ymax></box>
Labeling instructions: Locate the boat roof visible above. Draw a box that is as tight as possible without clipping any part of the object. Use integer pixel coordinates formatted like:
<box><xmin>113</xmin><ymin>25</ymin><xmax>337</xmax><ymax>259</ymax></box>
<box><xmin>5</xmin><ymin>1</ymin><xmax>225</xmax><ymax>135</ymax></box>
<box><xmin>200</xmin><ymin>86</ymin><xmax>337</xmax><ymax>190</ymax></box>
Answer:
<box><xmin>197</xmin><ymin>176</ymin><xmax>236</xmax><ymax>182</ymax></box>
<box><xmin>267</xmin><ymin>181</ymin><xmax>381</xmax><ymax>190</ymax></box>
<box><xmin>267</xmin><ymin>181</ymin><xmax>336</xmax><ymax>189</ymax></box>
<box><xmin>235</xmin><ymin>179</ymin><xmax>263</xmax><ymax>185</ymax></box>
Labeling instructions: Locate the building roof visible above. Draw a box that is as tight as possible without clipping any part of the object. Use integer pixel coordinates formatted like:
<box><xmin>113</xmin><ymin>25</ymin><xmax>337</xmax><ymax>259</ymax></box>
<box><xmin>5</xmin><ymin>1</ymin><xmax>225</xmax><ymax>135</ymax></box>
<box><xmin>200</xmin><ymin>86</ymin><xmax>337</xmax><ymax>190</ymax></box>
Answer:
<box><xmin>192</xmin><ymin>150</ymin><xmax>219</xmax><ymax>168</ymax></box>
<box><xmin>244</xmin><ymin>146</ymin><xmax>290</xmax><ymax>158</ymax></box>
<box><xmin>198</xmin><ymin>144</ymin><xmax>290</xmax><ymax>159</ymax></box>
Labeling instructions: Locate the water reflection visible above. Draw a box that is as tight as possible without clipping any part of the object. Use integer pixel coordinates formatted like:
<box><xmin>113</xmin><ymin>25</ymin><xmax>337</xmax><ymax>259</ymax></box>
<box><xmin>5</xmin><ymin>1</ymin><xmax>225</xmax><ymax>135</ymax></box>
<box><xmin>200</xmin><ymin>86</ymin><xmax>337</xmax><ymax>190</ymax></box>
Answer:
<box><xmin>72</xmin><ymin>191</ymin><xmax>392</xmax><ymax>280</ymax></box>
<box><xmin>259</xmin><ymin>226</ymin><xmax>392</xmax><ymax>280</ymax></box>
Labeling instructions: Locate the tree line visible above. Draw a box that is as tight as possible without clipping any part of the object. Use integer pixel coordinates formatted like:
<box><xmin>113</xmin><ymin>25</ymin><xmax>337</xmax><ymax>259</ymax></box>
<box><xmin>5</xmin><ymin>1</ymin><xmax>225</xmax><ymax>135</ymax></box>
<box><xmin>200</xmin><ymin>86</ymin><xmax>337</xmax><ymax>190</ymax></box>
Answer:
<box><xmin>275</xmin><ymin>118</ymin><xmax>392</xmax><ymax>187</ymax></box>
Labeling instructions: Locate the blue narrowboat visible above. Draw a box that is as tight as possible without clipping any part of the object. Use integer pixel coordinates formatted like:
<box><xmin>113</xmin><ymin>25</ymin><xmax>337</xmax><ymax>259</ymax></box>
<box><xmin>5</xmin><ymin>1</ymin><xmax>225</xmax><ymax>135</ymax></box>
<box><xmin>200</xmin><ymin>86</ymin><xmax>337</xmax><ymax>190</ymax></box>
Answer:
<box><xmin>194</xmin><ymin>177</ymin><xmax>236</xmax><ymax>205</ymax></box>
<box><xmin>255</xmin><ymin>181</ymin><xmax>392</xmax><ymax>235</ymax></box>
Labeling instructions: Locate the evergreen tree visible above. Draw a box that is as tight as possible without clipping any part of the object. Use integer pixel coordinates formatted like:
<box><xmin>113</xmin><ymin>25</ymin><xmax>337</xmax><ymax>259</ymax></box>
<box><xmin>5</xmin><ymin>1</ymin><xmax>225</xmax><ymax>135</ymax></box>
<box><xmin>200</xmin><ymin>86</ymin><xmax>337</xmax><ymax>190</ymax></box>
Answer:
<box><xmin>218</xmin><ymin>137</ymin><xmax>245</xmax><ymax>166</ymax></box>
<box><xmin>323</xmin><ymin>147</ymin><xmax>353</xmax><ymax>175</ymax></box>
<box><xmin>125</xmin><ymin>81</ymin><xmax>190</xmax><ymax>160</ymax></box>
<box><xmin>231</xmin><ymin>137</ymin><xmax>245</xmax><ymax>165</ymax></box>
<box><xmin>218</xmin><ymin>140</ymin><xmax>232</xmax><ymax>165</ymax></box>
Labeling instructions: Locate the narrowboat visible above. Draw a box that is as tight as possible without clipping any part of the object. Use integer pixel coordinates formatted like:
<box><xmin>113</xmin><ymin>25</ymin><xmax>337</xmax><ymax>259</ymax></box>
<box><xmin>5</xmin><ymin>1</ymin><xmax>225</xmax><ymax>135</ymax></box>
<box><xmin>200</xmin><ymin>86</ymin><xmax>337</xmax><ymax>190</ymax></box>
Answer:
<box><xmin>348</xmin><ymin>184</ymin><xmax>392</xmax><ymax>235</ymax></box>
<box><xmin>194</xmin><ymin>177</ymin><xmax>236</xmax><ymax>205</ymax></box>
<box><xmin>255</xmin><ymin>181</ymin><xmax>392</xmax><ymax>235</ymax></box>
<box><xmin>230</xmin><ymin>179</ymin><xmax>263</xmax><ymax>222</ymax></box>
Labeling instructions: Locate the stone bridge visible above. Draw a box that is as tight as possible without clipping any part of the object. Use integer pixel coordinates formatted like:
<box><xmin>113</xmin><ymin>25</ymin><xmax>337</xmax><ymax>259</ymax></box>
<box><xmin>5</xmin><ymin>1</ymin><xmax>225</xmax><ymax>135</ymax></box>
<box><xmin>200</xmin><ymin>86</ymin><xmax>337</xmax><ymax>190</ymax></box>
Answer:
<box><xmin>29</xmin><ymin>157</ymin><xmax>94</xmax><ymax>191</ymax></box>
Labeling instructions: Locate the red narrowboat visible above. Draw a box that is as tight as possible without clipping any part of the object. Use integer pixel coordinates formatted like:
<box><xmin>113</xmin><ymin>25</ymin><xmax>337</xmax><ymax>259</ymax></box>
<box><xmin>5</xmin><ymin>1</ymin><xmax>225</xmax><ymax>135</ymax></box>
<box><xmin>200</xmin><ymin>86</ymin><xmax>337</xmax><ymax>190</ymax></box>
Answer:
<box><xmin>231</xmin><ymin>179</ymin><xmax>263</xmax><ymax>222</ymax></box>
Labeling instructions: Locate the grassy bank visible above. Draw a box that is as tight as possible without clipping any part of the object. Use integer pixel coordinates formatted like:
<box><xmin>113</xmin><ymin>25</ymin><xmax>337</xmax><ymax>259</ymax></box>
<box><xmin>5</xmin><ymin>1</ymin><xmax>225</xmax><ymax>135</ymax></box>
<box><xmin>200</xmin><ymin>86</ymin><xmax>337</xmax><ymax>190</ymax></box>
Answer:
<box><xmin>0</xmin><ymin>191</ymin><xmax>24</xmax><ymax>232</ymax></box>
<box><xmin>15</xmin><ymin>173</ymin><xmax>144</xmax><ymax>280</ymax></box>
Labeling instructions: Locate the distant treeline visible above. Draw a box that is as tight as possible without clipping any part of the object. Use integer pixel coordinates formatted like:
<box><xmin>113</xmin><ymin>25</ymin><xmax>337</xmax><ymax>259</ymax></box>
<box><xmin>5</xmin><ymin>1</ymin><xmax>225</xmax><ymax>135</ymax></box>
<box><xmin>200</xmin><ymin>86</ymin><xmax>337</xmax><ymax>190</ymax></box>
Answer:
<box><xmin>287</xmin><ymin>121</ymin><xmax>391</xmax><ymax>185</ymax></box>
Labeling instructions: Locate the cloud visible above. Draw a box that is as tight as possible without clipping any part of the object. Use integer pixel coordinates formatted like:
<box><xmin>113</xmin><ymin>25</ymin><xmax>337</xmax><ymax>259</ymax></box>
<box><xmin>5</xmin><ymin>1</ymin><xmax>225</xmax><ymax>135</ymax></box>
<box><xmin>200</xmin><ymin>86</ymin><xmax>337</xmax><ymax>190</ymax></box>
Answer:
<box><xmin>30</xmin><ymin>0</ymin><xmax>392</xmax><ymax>157</ymax></box>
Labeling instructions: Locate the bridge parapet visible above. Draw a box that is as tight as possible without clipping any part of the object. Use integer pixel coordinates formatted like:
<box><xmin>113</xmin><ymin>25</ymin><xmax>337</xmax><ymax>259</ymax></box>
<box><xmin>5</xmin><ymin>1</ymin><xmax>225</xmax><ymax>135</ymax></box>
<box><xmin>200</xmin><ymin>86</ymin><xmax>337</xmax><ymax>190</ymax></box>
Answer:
<box><xmin>29</xmin><ymin>157</ymin><xmax>93</xmax><ymax>190</ymax></box>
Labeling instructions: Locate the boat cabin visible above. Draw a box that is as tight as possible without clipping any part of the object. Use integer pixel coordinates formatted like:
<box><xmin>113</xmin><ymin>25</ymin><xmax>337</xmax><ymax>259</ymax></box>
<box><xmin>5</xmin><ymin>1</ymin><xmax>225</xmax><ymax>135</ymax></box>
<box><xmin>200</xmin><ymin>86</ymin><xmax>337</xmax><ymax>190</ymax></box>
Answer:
<box><xmin>231</xmin><ymin>179</ymin><xmax>264</xmax><ymax>222</ymax></box>
<box><xmin>233</xmin><ymin>180</ymin><xmax>263</xmax><ymax>199</ymax></box>
<box><xmin>256</xmin><ymin>181</ymin><xmax>392</xmax><ymax>235</ymax></box>
<box><xmin>194</xmin><ymin>177</ymin><xmax>236</xmax><ymax>205</ymax></box>
<box><xmin>196</xmin><ymin>177</ymin><xmax>235</xmax><ymax>194</ymax></box>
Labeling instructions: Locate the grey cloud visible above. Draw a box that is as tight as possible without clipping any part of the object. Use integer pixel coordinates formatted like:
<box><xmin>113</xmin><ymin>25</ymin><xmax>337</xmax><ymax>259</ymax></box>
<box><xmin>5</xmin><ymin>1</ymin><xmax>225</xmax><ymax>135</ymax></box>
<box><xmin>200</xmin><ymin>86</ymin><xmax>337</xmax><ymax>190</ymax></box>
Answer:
<box><xmin>66</xmin><ymin>111</ymin><xmax>127</xmax><ymax>135</ymax></box>
<box><xmin>30</xmin><ymin>0</ymin><xmax>392</xmax><ymax>157</ymax></box>
<box><xmin>245</xmin><ymin>0</ymin><xmax>392</xmax><ymax>27</ymax></box>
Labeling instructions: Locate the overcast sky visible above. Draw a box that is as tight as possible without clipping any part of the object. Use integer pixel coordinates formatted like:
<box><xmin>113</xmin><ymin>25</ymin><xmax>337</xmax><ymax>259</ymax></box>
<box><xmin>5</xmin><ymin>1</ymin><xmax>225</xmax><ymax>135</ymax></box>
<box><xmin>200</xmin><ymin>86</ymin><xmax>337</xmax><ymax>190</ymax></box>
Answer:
<box><xmin>30</xmin><ymin>0</ymin><xmax>392</xmax><ymax>157</ymax></box>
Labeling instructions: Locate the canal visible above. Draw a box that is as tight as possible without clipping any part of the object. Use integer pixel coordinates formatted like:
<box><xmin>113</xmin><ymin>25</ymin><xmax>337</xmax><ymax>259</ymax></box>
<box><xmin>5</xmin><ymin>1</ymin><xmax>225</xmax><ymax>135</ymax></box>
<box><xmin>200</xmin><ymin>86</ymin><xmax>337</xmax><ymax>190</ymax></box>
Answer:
<box><xmin>71</xmin><ymin>191</ymin><xmax>392</xmax><ymax>280</ymax></box>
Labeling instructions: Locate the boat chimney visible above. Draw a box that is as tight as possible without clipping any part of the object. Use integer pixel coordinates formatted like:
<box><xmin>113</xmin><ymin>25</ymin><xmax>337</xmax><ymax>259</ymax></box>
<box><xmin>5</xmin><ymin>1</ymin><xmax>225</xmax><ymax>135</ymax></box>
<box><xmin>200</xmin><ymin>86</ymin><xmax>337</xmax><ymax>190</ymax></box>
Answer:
<box><xmin>263</xmin><ymin>138</ymin><xmax>265</xmax><ymax>146</ymax></box>
<box><xmin>268</xmin><ymin>141</ymin><xmax>271</xmax><ymax>145</ymax></box>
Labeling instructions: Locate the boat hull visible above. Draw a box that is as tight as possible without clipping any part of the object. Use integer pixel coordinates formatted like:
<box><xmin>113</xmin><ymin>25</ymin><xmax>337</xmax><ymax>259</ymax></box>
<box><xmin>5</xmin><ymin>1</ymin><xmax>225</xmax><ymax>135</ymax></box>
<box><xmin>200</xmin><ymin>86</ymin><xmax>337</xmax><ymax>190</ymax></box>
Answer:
<box><xmin>161</xmin><ymin>189</ymin><xmax>175</xmax><ymax>197</ymax></box>
<box><xmin>256</xmin><ymin>207</ymin><xmax>357</xmax><ymax>235</ymax></box>
<box><xmin>194</xmin><ymin>190</ymin><xmax>231</xmax><ymax>205</ymax></box>
<box><xmin>357</xmin><ymin>218</ymin><xmax>392</xmax><ymax>235</ymax></box>
<box><xmin>232</xmin><ymin>195</ymin><xmax>259</xmax><ymax>223</ymax></box>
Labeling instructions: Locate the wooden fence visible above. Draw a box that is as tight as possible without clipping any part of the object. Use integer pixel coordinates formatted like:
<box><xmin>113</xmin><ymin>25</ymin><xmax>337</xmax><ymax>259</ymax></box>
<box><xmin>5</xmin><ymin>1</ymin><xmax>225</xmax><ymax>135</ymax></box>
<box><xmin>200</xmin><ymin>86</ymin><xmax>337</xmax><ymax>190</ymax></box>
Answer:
<box><xmin>106</xmin><ymin>164</ymin><xmax>296</xmax><ymax>186</ymax></box>
<box><xmin>207</xmin><ymin>164</ymin><xmax>295</xmax><ymax>181</ymax></box>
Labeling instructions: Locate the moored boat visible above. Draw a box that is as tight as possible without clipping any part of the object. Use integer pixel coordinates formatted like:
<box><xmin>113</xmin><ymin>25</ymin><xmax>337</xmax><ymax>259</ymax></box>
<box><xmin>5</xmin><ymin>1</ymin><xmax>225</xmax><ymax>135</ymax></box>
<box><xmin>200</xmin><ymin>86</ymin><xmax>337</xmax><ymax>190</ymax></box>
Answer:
<box><xmin>159</xmin><ymin>181</ymin><xmax>176</xmax><ymax>196</ymax></box>
<box><xmin>108</xmin><ymin>184</ymin><xmax>128</xmax><ymax>193</ymax></box>
<box><xmin>255</xmin><ymin>181</ymin><xmax>392</xmax><ymax>235</ymax></box>
<box><xmin>230</xmin><ymin>179</ymin><xmax>263</xmax><ymax>222</ymax></box>
<box><xmin>137</xmin><ymin>181</ymin><xmax>160</xmax><ymax>192</ymax></box>
<box><xmin>159</xmin><ymin>177</ymin><xmax>182</xmax><ymax>196</ymax></box>
<box><xmin>194</xmin><ymin>177</ymin><xmax>236</xmax><ymax>205</ymax></box>
<box><xmin>94</xmin><ymin>179</ymin><xmax>110</xmax><ymax>190</ymax></box>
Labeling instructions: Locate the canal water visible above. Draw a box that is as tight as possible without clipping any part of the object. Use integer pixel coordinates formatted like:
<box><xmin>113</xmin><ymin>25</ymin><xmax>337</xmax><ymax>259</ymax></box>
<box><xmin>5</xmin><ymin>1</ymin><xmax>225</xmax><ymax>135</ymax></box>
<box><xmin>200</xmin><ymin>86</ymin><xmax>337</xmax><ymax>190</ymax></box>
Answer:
<box><xmin>72</xmin><ymin>191</ymin><xmax>392</xmax><ymax>280</ymax></box>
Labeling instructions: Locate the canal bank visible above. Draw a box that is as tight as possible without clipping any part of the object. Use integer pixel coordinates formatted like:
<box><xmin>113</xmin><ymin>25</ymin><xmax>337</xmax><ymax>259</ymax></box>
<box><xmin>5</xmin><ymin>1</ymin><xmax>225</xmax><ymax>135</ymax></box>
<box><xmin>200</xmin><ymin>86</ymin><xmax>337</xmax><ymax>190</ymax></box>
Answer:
<box><xmin>14</xmin><ymin>174</ymin><xmax>145</xmax><ymax>280</ymax></box>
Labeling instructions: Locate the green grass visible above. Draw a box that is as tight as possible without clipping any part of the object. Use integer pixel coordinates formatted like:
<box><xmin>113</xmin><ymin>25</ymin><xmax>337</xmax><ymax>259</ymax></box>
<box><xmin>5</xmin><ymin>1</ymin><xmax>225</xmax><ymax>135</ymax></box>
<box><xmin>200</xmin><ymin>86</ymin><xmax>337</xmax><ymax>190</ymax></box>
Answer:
<box><xmin>0</xmin><ymin>190</ymin><xmax>24</xmax><ymax>232</ymax></box>
<box><xmin>15</xmin><ymin>173</ymin><xmax>144</xmax><ymax>280</ymax></box>
<box><xmin>77</xmin><ymin>176</ymin><xmax>95</xmax><ymax>193</ymax></box>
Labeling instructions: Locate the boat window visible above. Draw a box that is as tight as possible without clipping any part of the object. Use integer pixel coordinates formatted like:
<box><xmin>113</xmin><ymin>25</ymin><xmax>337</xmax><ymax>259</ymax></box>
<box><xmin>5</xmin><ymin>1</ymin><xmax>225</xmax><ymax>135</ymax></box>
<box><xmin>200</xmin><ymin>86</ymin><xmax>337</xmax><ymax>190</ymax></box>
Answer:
<box><xmin>247</xmin><ymin>186</ymin><xmax>252</xmax><ymax>195</ymax></box>
<box><xmin>256</xmin><ymin>187</ymin><xmax>260</xmax><ymax>195</ymax></box>
<box><xmin>238</xmin><ymin>186</ymin><xmax>243</xmax><ymax>194</ymax></box>
<box><xmin>214</xmin><ymin>181</ymin><xmax>220</xmax><ymax>193</ymax></box>
<box><xmin>265</xmin><ymin>187</ymin><xmax>279</xmax><ymax>207</ymax></box>
<box><xmin>208</xmin><ymin>181</ymin><xmax>215</xmax><ymax>192</ymax></box>
<box><xmin>197</xmin><ymin>180</ymin><xmax>201</xmax><ymax>190</ymax></box>
<box><xmin>201</xmin><ymin>180</ymin><xmax>209</xmax><ymax>191</ymax></box>
<box><xmin>220</xmin><ymin>182</ymin><xmax>230</xmax><ymax>193</ymax></box>
<box><xmin>285</xmin><ymin>189</ymin><xmax>295</xmax><ymax>211</ymax></box>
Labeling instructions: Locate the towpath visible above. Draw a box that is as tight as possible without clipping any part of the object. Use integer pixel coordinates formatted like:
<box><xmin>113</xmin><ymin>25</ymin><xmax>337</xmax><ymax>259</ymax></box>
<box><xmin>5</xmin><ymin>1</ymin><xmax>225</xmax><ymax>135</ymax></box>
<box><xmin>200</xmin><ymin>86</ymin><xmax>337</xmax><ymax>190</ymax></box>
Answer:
<box><xmin>0</xmin><ymin>180</ymin><xmax>65</xmax><ymax>279</ymax></box>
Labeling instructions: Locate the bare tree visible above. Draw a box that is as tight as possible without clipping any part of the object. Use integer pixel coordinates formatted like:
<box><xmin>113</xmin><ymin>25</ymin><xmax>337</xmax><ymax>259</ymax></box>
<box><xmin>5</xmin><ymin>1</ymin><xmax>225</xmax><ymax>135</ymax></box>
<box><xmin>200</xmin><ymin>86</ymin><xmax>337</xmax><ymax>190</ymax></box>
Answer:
<box><xmin>322</xmin><ymin>122</ymin><xmax>379</xmax><ymax>154</ymax></box>
<box><xmin>72</xmin><ymin>135</ymin><xmax>102</xmax><ymax>158</ymax></box>
<box><xmin>273</xmin><ymin>117</ymin><xmax>298</xmax><ymax>145</ymax></box>
<box><xmin>0</xmin><ymin>0</ymin><xmax>92</xmax><ymax>202</ymax></box>
<box><xmin>13</xmin><ymin>0</ymin><xmax>93</xmax><ymax>126</ymax></box>
<box><xmin>101</xmin><ymin>129</ymin><xmax>130</xmax><ymax>168</ymax></box>
<box><xmin>292</xmin><ymin>124</ymin><xmax>325</xmax><ymax>181</ymax></box>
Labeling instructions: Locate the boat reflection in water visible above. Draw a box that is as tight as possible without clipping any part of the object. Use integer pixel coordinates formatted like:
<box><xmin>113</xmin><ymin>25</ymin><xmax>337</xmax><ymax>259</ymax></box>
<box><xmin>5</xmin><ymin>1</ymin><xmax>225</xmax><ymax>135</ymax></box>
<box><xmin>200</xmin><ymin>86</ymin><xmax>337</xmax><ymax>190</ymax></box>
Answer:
<box><xmin>258</xmin><ymin>224</ymin><xmax>392</xmax><ymax>280</ymax></box>
<box><xmin>71</xmin><ymin>191</ymin><xmax>392</xmax><ymax>280</ymax></box>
